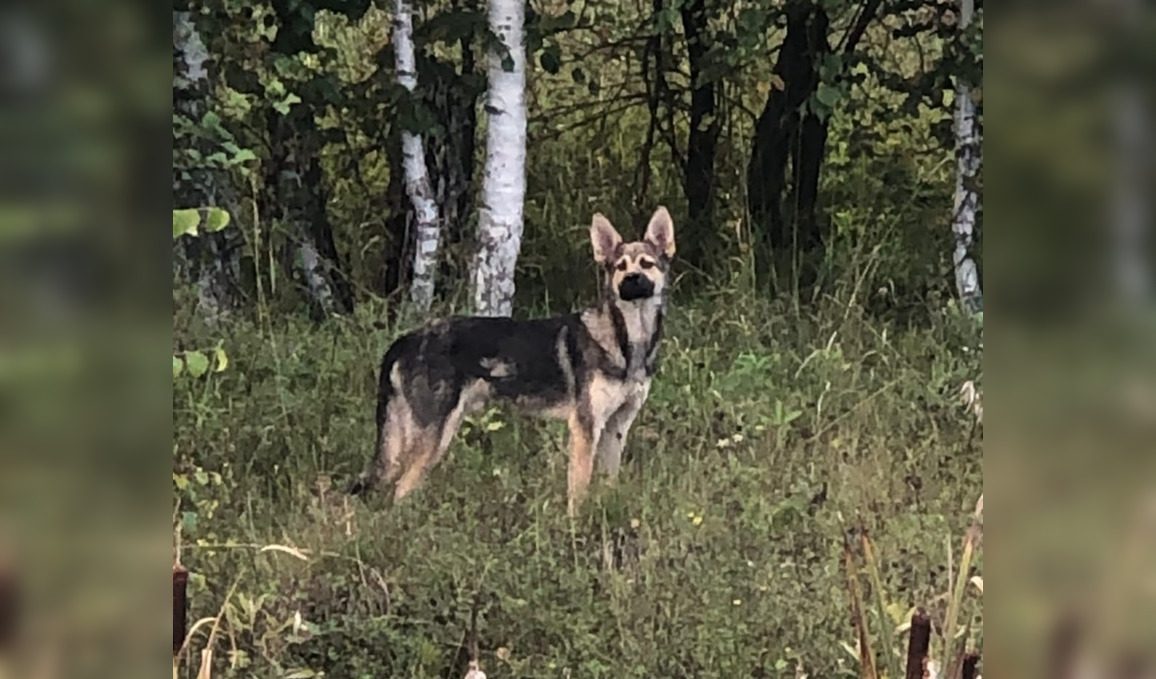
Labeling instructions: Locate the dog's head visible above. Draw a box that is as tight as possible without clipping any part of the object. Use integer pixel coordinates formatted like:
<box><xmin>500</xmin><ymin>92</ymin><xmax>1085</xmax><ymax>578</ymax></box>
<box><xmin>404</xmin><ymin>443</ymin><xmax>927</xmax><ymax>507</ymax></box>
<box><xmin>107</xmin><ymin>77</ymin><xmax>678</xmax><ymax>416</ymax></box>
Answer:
<box><xmin>589</xmin><ymin>206</ymin><xmax>675</xmax><ymax>302</ymax></box>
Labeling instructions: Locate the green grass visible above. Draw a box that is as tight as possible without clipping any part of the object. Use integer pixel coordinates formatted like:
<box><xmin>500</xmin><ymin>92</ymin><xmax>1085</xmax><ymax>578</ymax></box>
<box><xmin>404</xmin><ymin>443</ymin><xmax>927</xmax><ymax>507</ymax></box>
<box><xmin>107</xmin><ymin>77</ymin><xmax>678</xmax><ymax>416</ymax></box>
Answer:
<box><xmin>173</xmin><ymin>291</ymin><xmax>982</xmax><ymax>678</ymax></box>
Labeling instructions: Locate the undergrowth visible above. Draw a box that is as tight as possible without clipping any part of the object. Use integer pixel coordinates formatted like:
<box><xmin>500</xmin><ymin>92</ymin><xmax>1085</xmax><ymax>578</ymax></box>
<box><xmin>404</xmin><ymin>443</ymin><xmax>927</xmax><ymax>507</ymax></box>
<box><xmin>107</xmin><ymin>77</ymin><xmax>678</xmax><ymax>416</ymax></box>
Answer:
<box><xmin>173</xmin><ymin>288</ymin><xmax>982</xmax><ymax>678</ymax></box>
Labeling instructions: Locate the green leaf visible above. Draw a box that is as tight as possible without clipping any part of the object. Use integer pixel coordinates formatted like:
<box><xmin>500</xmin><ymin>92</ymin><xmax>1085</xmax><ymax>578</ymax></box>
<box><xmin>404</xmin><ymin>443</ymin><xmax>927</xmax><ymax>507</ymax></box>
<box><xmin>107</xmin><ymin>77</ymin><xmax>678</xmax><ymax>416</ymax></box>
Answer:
<box><xmin>200</xmin><ymin>111</ymin><xmax>223</xmax><ymax>134</ymax></box>
<box><xmin>205</xmin><ymin>208</ymin><xmax>231</xmax><ymax>233</ymax></box>
<box><xmin>172</xmin><ymin>355</ymin><xmax>183</xmax><ymax>379</ymax></box>
<box><xmin>213</xmin><ymin>346</ymin><xmax>229</xmax><ymax>372</ymax></box>
<box><xmin>273</xmin><ymin>92</ymin><xmax>302</xmax><ymax>115</ymax></box>
<box><xmin>655</xmin><ymin>7</ymin><xmax>679</xmax><ymax>32</ymax></box>
<box><xmin>417</xmin><ymin>9</ymin><xmax>484</xmax><ymax>44</ymax></box>
<box><xmin>230</xmin><ymin>148</ymin><xmax>257</xmax><ymax>164</ymax></box>
<box><xmin>539</xmin><ymin>45</ymin><xmax>561</xmax><ymax>75</ymax></box>
<box><xmin>820</xmin><ymin>54</ymin><xmax>844</xmax><ymax>81</ymax></box>
<box><xmin>537</xmin><ymin>10</ymin><xmax>576</xmax><ymax>34</ymax></box>
<box><xmin>185</xmin><ymin>351</ymin><xmax>210</xmax><ymax>378</ymax></box>
<box><xmin>173</xmin><ymin>209</ymin><xmax>200</xmax><ymax>239</ymax></box>
<box><xmin>816</xmin><ymin>83</ymin><xmax>842</xmax><ymax>108</ymax></box>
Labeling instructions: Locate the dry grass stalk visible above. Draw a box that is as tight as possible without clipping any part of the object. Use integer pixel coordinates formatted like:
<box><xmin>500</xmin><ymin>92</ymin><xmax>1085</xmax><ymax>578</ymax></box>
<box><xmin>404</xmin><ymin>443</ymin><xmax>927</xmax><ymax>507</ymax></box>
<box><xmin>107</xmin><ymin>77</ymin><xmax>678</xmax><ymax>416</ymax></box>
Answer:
<box><xmin>861</xmin><ymin>531</ymin><xmax>901</xmax><ymax>679</ymax></box>
<box><xmin>844</xmin><ymin>534</ymin><xmax>879</xmax><ymax>679</ymax></box>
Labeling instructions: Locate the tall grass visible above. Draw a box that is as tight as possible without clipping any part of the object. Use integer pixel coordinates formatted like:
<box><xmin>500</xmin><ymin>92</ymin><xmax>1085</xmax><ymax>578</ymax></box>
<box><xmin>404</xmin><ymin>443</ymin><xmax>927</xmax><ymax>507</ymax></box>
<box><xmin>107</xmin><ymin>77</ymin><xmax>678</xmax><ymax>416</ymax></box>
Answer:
<box><xmin>173</xmin><ymin>285</ymin><xmax>982</xmax><ymax>677</ymax></box>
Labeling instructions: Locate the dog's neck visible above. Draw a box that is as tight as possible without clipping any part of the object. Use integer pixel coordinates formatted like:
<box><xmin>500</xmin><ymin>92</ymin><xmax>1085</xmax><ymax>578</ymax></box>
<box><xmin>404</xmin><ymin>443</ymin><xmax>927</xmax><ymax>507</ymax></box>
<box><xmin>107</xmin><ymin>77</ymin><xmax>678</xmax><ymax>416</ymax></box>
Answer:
<box><xmin>591</xmin><ymin>293</ymin><xmax>664</xmax><ymax>378</ymax></box>
<box><xmin>607</xmin><ymin>294</ymin><xmax>664</xmax><ymax>341</ymax></box>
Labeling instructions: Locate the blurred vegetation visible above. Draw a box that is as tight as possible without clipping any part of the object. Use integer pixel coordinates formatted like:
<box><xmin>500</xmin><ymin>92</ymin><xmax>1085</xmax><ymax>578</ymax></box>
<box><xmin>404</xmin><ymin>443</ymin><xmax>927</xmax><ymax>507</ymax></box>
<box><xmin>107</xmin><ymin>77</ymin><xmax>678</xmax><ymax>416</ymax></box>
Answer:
<box><xmin>173</xmin><ymin>0</ymin><xmax>983</xmax><ymax>675</ymax></box>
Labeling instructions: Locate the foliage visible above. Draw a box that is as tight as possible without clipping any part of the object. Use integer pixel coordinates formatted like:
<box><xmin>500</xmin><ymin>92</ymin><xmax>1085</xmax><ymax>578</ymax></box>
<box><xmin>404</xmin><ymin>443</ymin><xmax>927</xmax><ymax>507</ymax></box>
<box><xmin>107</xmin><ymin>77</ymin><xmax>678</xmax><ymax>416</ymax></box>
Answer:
<box><xmin>173</xmin><ymin>208</ymin><xmax>233</xmax><ymax>379</ymax></box>
<box><xmin>171</xmin><ymin>0</ymin><xmax>982</xmax><ymax>309</ymax></box>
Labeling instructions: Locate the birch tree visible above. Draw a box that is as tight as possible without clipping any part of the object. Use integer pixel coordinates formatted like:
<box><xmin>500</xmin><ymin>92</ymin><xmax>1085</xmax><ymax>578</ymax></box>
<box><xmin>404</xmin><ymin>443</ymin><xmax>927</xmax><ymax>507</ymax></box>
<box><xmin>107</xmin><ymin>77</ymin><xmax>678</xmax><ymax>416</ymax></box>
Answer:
<box><xmin>951</xmin><ymin>0</ymin><xmax>982</xmax><ymax>313</ymax></box>
<box><xmin>472</xmin><ymin>0</ymin><xmax>527</xmax><ymax>317</ymax></box>
<box><xmin>394</xmin><ymin>0</ymin><xmax>442</xmax><ymax>312</ymax></box>
<box><xmin>174</xmin><ymin>10</ymin><xmax>232</xmax><ymax>321</ymax></box>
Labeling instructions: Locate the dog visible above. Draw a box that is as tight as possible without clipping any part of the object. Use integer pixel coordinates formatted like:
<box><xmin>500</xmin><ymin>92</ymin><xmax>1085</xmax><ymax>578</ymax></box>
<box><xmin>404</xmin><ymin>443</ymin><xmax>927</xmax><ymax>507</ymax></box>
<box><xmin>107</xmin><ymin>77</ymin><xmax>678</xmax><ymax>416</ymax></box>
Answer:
<box><xmin>349</xmin><ymin>206</ymin><xmax>675</xmax><ymax>516</ymax></box>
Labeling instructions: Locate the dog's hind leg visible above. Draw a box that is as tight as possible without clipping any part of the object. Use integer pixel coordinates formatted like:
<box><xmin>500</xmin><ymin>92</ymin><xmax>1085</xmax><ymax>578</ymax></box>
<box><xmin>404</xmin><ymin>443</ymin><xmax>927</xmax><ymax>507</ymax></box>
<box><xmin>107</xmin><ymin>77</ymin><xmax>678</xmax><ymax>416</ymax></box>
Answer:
<box><xmin>392</xmin><ymin>386</ymin><xmax>471</xmax><ymax>502</ymax></box>
<box><xmin>348</xmin><ymin>395</ymin><xmax>412</xmax><ymax>496</ymax></box>
<box><xmin>349</xmin><ymin>351</ymin><xmax>411</xmax><ymax>496</ymax></box>
<box><xmin>391</xmin><ymin>427</ymin><xmax>438</xmax><ymax>501</ymax></box>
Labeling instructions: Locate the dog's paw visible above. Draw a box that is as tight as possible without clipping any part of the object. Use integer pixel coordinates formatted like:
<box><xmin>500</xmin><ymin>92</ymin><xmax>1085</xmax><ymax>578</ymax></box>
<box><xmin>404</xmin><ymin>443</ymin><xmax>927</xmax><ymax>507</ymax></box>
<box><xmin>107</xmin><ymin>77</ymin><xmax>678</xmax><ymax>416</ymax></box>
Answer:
<box><xmin>346</xmin><ymin>475</ymin><xmax>372</xmax><ymax>497</ymax></box>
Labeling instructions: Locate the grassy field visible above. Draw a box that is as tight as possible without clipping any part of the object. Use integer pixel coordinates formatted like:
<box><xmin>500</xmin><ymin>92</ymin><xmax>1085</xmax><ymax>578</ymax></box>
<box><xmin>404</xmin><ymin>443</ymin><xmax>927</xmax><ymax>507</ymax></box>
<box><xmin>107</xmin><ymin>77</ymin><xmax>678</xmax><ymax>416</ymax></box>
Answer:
<box><xmin>173</xmin><ymin>290</ymin><xmax>982</xmax><ymax>678</ymax></box>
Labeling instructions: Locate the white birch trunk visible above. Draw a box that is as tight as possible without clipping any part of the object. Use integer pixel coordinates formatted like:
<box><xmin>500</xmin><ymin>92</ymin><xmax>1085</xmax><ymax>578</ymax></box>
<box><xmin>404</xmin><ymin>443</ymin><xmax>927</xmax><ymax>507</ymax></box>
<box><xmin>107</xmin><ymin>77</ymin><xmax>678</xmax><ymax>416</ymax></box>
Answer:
<box><xmin>394</xmin><ymin>0</ymin><xmax>442</xmax><ymax>312</ymax></box>
<box><xmin>472</xmin><ymin>0</ymin><xmax>527</xmax><ymax>317</ymax></box>
<box><xmin>951</xmin><ymin>0</ymin><xmax>982</xmax><ymax>313</ymax></box>
<box><xmin>173</xmin><ymin>12</ymin><xmax>208</xmax><ymax>86</ymax></box>
<box><xmin>298</xmin><ymin>239</ymin><xmax>335</xmax><ymax>313</ymax></box>
<box><xmin>174</xmin><ymin>10</ymin><xmax>226</xmax><ymax>322</ymax></box>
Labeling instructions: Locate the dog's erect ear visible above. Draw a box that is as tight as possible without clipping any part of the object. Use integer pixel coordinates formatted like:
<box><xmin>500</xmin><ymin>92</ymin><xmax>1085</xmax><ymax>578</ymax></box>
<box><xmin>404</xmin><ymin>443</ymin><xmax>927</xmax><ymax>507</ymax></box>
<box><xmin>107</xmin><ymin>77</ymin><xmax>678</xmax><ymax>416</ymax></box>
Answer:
<box><xmin>644</xmin><ymin>206</ymin><xmax>676</xmax><ymax>258</ymax></box>
<box><xmin>590</xmin><ymin>213</ymin><xmax>622</xmax><ymax>264</ymax></box>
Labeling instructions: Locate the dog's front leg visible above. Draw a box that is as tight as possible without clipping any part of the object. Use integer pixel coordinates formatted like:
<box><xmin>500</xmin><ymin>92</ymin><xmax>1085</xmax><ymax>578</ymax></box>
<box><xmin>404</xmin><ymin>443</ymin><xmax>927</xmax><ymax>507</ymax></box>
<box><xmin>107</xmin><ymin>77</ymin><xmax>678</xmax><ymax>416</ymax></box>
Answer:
<box><xmin>567</xmin><ymin>411</ymin><xmax>597</xmax><ymax>517</ymax></box>
<box><xmin>597</xmin><ymin>398</ymin><xmax>643</xmax><ymax>480</ymax></box>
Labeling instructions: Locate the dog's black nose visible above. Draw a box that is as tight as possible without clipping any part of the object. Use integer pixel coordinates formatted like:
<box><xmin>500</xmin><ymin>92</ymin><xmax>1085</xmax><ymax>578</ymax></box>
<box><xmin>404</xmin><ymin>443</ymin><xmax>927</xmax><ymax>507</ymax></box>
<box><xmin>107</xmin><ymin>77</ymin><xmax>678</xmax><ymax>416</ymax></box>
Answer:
<box><xmin>618</xmin><ymin>273</ymin><xmax>654</xmax><ymax>301</ymax></box>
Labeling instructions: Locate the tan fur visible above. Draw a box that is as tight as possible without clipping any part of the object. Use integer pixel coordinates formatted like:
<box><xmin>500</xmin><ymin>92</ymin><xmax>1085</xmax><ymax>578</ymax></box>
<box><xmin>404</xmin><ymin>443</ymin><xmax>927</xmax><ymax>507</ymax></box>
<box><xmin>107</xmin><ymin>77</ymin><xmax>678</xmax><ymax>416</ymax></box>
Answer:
<box><xmin>566</xmin><ymin>412</ymin><xmax>595</xmax><ymax>515</ymax></box>
<box><xmin>386</xmin><ymin>378</ymin><xmax>490</xmax><ymax>500</ymax></box>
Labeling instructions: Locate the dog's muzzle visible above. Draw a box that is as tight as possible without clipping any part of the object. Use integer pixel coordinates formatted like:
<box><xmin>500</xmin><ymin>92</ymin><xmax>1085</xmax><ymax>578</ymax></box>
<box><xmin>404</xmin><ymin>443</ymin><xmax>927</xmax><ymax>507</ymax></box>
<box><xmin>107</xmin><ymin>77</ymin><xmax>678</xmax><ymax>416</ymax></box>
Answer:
<box><xmin>618</xmin><ymin>273</ymin><xmax>654</xmax><ymax>301</ymax></box>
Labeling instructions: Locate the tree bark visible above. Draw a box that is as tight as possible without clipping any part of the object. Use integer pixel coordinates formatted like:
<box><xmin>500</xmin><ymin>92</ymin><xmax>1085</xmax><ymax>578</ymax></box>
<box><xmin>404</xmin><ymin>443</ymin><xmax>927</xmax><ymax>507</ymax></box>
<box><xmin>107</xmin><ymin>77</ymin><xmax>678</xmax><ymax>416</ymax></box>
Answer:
<box><xmin>394</xmin><ymin>0</ymin><xmax>442</xmax><ymax>313</ymax></box>
<box><xmin>420</xmin><ymin>40</ymin><xmax>479</xmax><ymax>284</ymax></box>
<box><xmin>473</xmin><ymin>0</ymin><xmax>527</xmax><ymax>317</ymax></box>
<box><xmin>951</xmin><ymin>0</ymin><xmax>982</xmax><ymax>312</ymax></box>
<box><xmin>173</xmin><ymin>10</ymin><xmax>237</xmax><ymax>320</ymax></box>
<box><xmin>679</xmin><ymin>0</ymin><xmax>719</xmax><ymax>271</ymax></box>
<box><xmin>382</xmin><ymin>124</ymin><xmax>409</xmax><ymax>301</ymax></box>
<box><xmin>748</xmin><ymin>0</ymin><xmax>884</xmax><ymax>290</ymax></box>
<box><xmin>746</xmin><ymin>2</ymin><xmax>828</xmax><ymax>284</ymax></box>
<box><xmin>268</xmin><ymin>114</ymin><xmax>347</xmax><ymax>317</ymax></box>
<box><xmin>265</xmin><ymin>0</ymin><xmax>355</xmax><ymax>317</ymax></box>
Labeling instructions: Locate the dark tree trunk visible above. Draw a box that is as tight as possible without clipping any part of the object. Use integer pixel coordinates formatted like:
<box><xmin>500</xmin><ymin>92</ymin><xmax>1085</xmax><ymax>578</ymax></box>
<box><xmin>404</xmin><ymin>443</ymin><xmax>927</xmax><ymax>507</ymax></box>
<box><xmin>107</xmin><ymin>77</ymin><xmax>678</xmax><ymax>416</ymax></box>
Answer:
<box><xmin>419</xmin><ymin>41</ymin><xmax>480</xmax><ymax>286</ymax></box>
<box><xmin>746</xmin><ymin>2</ymin><xmax>829</xmax><ymax>286</ymax></box>
<box><xmin>679</xmin><ymin>0</ymin><xmax>719</xmax><ymax>272</ymax></box>
<box><xmin>264</xmin><ymin>108</ymin><xmax>355</xmax><ymax>317</ymax></box>
<box><xmin>304</xmin><ymin>149</ymin><xmax>355</xmax><ymax>313</ymax></box>
<box><xmin>748</xmin><ymin>0</ymin><xmax>884</xmax><ymax>291</ymax></box>
<box><xmin>265</xmin><ymin>0</ymin><xmax>355</xmax><ymax>316</ymax></box>
<box><xmin>789</xmin><ymin>99</ymin><xmax>829</xmax><ymax>255</ymax></box>
<box><xmin>382</xmin><ymin>123</ymin><xmax>409</xmax><ymax>301</ymax></box>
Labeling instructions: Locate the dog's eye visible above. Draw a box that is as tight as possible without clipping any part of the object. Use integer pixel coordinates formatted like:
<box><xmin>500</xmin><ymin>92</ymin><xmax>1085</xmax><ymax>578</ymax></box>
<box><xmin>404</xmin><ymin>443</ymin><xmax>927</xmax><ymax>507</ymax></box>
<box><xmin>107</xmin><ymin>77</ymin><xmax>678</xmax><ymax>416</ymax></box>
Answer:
<box><xmin>615</xmin><ymin>260</ymin><xmax>628</xmax><ymax>271</ymax></box>
<box><xmin>640</xmin><ymin>259</ymin><xmax>655</xmax><ymax>270</ymax></box>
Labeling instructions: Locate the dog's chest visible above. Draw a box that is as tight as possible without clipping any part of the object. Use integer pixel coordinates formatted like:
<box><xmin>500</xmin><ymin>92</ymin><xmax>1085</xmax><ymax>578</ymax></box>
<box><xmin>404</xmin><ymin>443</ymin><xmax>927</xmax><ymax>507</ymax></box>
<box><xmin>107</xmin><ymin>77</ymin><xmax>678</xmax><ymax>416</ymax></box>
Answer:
<box><xmin>587</xmin><ymin>373</ymin><xmax>650</xmax><ymax>422</ymax></box>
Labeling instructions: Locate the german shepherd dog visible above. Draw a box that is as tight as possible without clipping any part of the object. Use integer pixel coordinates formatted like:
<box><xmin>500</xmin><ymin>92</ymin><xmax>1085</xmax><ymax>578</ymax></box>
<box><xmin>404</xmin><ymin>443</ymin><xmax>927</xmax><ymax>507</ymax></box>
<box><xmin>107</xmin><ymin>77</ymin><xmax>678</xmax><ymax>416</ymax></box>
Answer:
<box><xmin>348</xmin><ymin>206</ymin><xmax>675</xmax><ymax>516</ymax></box>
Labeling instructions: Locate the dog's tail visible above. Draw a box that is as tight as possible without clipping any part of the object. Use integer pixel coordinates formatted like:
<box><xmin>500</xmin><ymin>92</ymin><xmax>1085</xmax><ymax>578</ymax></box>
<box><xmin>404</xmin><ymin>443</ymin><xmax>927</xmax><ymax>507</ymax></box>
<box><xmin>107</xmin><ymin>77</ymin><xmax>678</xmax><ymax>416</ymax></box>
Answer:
<box><xmin>347</xmin><ymin>338</ymin><xmax>408</xmax><ymax>496</ymax></box>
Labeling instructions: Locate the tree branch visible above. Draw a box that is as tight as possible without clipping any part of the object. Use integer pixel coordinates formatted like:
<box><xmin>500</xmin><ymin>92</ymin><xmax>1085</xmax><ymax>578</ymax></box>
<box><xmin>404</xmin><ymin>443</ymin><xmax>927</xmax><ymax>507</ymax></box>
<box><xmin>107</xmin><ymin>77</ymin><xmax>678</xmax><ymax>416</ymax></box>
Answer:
<box><xmin>840</xmin><ymin>0</ymin><xmax>884</xmax><ymax>55</ymax></box>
